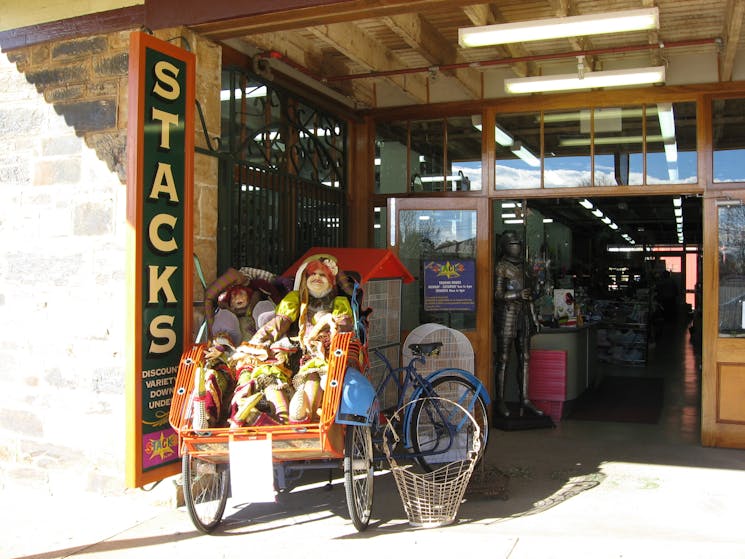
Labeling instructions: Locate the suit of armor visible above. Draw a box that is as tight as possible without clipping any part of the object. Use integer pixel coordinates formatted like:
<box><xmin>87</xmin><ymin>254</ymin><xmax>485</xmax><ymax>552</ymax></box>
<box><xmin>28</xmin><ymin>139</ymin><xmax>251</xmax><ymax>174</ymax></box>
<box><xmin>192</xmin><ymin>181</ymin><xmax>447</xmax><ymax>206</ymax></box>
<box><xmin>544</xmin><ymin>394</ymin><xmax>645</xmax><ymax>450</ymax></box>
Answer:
<box><xmin>494</xmin><ymin>232</ymin><xmax>543</xmax><ymax>418</ymax></box>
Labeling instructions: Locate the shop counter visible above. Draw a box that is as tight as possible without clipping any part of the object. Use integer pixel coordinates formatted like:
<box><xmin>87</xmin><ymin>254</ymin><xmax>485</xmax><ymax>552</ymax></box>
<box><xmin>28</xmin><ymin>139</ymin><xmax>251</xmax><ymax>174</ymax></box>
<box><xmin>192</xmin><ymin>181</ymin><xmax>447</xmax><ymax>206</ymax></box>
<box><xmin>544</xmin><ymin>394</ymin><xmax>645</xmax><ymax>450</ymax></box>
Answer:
<box><xmin>530</xmin><ymin>323</ymin><xmax>598</xmax><ymax>401</ymax></box>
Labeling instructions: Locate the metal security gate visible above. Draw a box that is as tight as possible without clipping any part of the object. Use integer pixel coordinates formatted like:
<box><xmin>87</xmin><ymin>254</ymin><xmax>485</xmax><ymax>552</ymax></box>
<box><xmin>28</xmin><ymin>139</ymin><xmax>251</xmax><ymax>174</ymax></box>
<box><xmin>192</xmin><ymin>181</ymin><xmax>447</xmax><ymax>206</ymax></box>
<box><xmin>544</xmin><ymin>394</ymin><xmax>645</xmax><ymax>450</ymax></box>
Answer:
<box><xmin>219</xmin><ymin>159</ymin><xmax>346</xmax><ymax>274</ymax></box>
<box><xmin>198</xmin><ymin>66</ymin><xmax>348</xmax><ymax>275</ymax></box>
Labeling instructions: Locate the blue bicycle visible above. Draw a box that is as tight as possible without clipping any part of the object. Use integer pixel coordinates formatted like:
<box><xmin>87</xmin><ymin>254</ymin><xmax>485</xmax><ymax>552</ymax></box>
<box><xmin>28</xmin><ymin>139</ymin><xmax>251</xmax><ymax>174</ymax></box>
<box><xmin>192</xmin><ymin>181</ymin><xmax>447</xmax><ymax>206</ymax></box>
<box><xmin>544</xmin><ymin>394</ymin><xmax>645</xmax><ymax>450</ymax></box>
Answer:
<box><xmin>370</xmin><ymin>341</ymin><xmax>490</xmax><ymax>472</ymax></box>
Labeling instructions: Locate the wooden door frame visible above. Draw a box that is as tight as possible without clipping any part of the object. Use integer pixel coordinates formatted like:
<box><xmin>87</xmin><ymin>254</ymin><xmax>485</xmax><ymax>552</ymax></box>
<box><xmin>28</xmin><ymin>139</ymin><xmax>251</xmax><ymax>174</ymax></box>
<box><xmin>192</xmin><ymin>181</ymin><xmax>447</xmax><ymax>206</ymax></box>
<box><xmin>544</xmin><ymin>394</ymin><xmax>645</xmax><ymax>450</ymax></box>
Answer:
<box><xmin>387</xmin><ymin>196</ymin><xmax>493</xmax><ymax>398</ymax></box>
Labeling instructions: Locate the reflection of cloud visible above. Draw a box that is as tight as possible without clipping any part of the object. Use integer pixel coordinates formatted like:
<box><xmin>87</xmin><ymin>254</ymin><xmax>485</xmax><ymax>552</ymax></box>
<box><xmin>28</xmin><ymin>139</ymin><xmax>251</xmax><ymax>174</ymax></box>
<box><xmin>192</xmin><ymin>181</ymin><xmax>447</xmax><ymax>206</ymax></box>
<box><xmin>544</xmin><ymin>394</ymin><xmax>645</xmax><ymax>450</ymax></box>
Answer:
<box><xmin>458</xmin><ymin>161</ymin><xmax>700</xmax><ymax>189</ymax></box>
<box><xmin>495</xmin><ymin>164</ymin><xmax>541</xmax><ymax>189</ymax></box>
<box><xmin>452</xmin><ymin>162</ymin><xmax>482</xmax><ymax>190</ymax></box>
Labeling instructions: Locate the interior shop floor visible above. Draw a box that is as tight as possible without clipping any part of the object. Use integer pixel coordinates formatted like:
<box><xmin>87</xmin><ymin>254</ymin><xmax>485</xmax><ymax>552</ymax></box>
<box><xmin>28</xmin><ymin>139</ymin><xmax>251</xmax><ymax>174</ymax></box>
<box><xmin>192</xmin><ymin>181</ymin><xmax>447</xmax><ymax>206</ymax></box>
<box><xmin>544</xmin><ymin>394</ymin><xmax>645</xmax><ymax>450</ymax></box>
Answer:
<box><xmin>4</xmin><ymin>317</ymin><xmax>745</xmax><ymax>559</ymax></box>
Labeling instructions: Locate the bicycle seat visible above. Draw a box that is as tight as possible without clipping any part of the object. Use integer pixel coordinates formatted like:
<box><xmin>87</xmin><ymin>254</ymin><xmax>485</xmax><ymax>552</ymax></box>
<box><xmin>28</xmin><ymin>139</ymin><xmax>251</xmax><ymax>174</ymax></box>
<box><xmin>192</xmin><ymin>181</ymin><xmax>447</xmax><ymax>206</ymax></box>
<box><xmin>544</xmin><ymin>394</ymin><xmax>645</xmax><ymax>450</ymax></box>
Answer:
<box><xmin>408</xmin><ymin>342</ymin><xmax>443</xmax><ymax>357</ymax></box>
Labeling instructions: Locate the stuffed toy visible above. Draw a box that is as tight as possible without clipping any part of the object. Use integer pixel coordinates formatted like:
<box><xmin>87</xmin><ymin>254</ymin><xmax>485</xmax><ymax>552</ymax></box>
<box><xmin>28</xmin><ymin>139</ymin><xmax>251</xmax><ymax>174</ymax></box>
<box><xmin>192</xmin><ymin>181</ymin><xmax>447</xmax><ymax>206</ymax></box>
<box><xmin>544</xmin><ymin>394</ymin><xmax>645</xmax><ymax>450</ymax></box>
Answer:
<box><xmin>244</xmin><ymin>254</ymin><xmax>354</xmax><ymax>423</ymax></box>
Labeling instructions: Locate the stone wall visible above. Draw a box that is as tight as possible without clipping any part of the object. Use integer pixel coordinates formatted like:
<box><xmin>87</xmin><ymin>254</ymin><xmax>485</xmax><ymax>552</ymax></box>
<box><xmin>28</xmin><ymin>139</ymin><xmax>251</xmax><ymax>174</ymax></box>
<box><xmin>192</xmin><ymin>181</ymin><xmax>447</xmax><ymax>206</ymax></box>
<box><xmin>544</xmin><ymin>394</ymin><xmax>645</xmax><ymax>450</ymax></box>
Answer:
<box><xmin>0</xmin><ymin>27</ymin><xmax>219</xmax><ymax>499</ymax></box>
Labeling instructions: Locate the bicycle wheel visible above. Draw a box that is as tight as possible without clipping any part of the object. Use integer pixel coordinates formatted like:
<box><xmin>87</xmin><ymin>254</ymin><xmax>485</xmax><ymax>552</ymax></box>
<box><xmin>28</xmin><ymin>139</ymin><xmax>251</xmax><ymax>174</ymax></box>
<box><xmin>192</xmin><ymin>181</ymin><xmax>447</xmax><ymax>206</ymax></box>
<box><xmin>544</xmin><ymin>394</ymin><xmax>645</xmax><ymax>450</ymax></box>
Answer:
<box><xmin>410</xmin><ymin>375</ymin><xmax>489</xmax><ymax>472</ymax></box>
<box><xmin>182</xmin><ymin>452</ymin><xmax>230</xmax><ymax>533</ymax></box>
<box><xmin>343</xmin><ymin>424</ymin><xmax>374</xmax><ymax>531</ymax></box>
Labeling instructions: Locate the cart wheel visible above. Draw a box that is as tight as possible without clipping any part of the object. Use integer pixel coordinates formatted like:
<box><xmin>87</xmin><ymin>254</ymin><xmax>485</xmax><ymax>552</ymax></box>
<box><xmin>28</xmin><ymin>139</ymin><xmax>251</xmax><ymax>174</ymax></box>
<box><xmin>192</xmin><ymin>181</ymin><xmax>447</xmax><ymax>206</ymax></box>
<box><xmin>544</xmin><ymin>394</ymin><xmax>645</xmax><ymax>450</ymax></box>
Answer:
<box><xmin>182</xmin><ymin>452</ymin><xmax>230</xmax><ymax>534</ymax></box>
<box><xmin>343</xmin><ymin>424</ymin><xmax>374</xmax><ymax>531</ymax></box>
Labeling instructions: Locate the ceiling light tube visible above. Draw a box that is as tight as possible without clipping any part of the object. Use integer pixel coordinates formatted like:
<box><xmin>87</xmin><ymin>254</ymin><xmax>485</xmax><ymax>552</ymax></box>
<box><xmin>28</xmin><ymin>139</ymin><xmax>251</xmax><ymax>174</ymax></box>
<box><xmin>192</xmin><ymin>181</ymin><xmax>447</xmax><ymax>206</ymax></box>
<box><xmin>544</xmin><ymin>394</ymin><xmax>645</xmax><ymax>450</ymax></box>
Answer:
<box><xmin>609</xmin><ymin>222</ymin><xmax>619</xmax><ymax>230</ymax></box>
<box><xmin>495</xmin><ymin>124</ymin><xmax>541</xmax><ymax>167</ymax></box>
<box><xmin>579</xmin><ymin>199</ymin><xmax>594</xmax><ymax>209</ymax></box>
<box><xmin>459</xmin><ymin>7</ymin><xmax>659</xmax><ymax>47</ymax></box>
<box><xmin>560</xmin><ymin>135</ymin><xmax>664</xmax><ymax>147</ymax></box>
<box><xmin>592</xmin><ymin>209</ymin><xmax>604</xmax><ymax>218</ymax></box>
<box><xmin>673</xmin><ymin>197</ymin><xmax>682</xmax><ymax>207</ymax></box>
<box><xmin>505</xmin><ymin>66</ymin><xmax>665</xmax><ymax>94</ymax></box>
<box><xmin>601</xmin><ymin>216</ymin><xmax>612</xmax><ymax>224</ymax></box>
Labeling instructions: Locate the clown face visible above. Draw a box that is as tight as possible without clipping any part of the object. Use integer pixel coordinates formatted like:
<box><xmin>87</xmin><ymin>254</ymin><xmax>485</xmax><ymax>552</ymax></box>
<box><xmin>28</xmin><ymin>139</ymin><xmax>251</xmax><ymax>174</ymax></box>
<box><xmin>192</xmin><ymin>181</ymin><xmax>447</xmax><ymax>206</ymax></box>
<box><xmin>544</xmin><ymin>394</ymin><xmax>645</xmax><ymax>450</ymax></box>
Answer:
<box><xmin>230</xmin><ymin>288</ymin><xmax>251</xmax><ymax>315</ymax></box>
<box><xmin>306</xmin><ymin>270</ymin><xmax>333</xmax><ymax>298</ymax></box>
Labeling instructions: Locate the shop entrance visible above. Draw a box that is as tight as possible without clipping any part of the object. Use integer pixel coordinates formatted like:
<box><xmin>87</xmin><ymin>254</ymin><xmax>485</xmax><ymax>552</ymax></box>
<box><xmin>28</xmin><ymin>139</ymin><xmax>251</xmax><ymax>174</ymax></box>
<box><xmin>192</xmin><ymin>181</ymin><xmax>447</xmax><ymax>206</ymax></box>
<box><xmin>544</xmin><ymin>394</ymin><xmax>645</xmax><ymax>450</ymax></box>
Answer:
<box><xmin>493</xmin><ymin>194</ymin><xmax>702</xmax><ymax>424</ymax></box>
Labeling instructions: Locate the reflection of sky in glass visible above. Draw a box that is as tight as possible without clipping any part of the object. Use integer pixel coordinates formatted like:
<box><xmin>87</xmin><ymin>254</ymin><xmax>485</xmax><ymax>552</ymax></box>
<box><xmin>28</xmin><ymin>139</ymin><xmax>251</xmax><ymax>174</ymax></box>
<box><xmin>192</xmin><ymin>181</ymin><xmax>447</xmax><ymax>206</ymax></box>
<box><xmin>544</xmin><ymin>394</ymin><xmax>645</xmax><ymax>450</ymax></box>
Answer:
<box><xmin>488</xmin><ymin>151</ymin><xmax>698</xmax><ymax>189</ymax></box>
<box><xmin>714</xmin><ymin>150</ymin><xmax>745</xmax><ymax>182</ymax></box>
<box><xmin>452</xmin><ymin>161</ymin><xmax>482</xmax><ymax>190</ymax></box>
<box><xmin>401</xmin><ymin>210</ymin><xmax>476</xmax><ymax>247</ymax></box>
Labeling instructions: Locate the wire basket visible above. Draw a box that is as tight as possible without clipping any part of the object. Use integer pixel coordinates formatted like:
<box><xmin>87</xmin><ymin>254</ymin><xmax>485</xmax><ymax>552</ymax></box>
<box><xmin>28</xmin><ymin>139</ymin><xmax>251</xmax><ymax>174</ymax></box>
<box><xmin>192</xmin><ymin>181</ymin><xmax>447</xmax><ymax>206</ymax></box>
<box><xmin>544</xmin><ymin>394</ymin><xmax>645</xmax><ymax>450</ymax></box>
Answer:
<box><xmin>382</xmin><ymin>398</ymin><xmax>481</xmax><ymax>528</ymax></box>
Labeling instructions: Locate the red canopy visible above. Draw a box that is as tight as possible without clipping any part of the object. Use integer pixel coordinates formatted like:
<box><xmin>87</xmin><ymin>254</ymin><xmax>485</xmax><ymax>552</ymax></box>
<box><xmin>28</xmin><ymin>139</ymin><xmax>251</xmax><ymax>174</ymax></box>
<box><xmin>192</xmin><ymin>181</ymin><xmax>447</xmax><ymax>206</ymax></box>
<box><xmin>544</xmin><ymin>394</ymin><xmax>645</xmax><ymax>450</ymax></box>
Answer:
<box><xmin>282</xmin><ymin>247</ymin><xmax>414</xmax><ymax>285</ymax></box>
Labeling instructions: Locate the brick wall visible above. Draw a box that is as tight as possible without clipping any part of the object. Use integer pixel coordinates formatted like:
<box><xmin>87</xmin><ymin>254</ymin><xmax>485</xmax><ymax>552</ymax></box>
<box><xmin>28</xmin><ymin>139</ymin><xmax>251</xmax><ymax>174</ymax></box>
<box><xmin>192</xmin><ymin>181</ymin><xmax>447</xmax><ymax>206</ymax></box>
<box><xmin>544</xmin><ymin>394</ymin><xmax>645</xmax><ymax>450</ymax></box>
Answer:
<box><xmin>0</xmin><ymin>27</ymin><xmax>219</xmax><ymax>499</ymax></box>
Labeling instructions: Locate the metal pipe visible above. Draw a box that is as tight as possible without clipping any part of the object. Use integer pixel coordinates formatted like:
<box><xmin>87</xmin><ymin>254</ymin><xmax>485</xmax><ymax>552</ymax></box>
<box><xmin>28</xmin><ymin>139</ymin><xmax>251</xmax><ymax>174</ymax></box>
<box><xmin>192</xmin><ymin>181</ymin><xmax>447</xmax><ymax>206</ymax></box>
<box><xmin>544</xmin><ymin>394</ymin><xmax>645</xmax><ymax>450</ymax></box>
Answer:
<box><xmin>318</xmin><ymin>37</ymin><xmax>720</xmax><ymax>82</ymax></box>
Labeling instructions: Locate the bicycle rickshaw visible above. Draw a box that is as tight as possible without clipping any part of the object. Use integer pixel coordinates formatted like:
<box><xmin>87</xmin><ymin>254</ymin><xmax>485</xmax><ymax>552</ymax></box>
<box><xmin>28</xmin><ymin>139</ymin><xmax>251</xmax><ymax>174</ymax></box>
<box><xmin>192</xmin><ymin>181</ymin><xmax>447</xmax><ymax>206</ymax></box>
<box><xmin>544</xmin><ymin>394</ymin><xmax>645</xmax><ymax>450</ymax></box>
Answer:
<box><xmin>168</xmin><ymin>248</ymin><xmax>415</xmax><ymax>533</ymax></box>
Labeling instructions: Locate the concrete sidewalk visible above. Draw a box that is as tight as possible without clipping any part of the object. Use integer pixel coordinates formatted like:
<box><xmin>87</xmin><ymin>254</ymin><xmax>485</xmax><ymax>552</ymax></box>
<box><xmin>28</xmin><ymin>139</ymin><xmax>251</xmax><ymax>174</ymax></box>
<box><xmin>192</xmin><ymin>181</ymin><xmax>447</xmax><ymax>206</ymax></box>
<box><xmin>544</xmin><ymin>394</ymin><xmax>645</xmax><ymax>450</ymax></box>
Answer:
<box><xmin>5</xmin><ymin>421</ymin><xmax>745</xmax><ymax>559</ymax></box>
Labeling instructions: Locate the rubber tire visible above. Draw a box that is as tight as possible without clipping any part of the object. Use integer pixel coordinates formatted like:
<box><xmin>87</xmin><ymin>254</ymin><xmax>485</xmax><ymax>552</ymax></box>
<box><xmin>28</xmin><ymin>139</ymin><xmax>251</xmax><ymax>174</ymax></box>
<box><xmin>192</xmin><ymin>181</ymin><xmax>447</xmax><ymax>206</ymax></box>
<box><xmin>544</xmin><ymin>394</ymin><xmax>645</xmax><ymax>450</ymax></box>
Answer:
<box><xmin>343</xmin><ymin>424</ymin><xmax>374</xmax><ymax>531</ymax></box>
<box><xmin>409</xmin><ymin>375</ymin><xmax>489</xmax><ymax>472</ymax></box>
<box><xmin>182</xmin><ymin>452</ymin><xmax>230</xmax><ymax>534</ymax></box>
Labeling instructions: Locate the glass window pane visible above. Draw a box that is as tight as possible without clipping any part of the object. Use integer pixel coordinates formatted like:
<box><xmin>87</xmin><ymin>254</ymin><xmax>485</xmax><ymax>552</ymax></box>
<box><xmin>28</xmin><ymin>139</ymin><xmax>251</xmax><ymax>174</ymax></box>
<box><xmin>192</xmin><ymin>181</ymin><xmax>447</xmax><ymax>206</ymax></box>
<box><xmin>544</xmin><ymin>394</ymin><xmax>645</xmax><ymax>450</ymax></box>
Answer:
<box><xmin>544</xmin><ymin>109</ymin><xmax>591</xmax><ymax>188</ymax></box>
<box><xmin>375</xmin><ymin>121</ymin><xmax>409</xmax><ymax>194</ymax></box>
<box><xmin>718</xmin><ymin>203</ymin><xmax>745</xmax><ymax>336</ymax></box>
<box><xmin>592</xmin><ymin>107</ymin><xmax>643</xmax><ymax>186</ymax></box>
<box><xmin>399</xmin><ymin>210</ymin><xmax>477</xmax><ymax>331</ymax></box>
<box><xmin>447</xmin><ymin>115</ymin><xmax>482</xmax><ymax>191</ymax></box>
<box><xmin>713</xmin><ymin>98</ymin><xmax>745</xmax><ymax>183</ymax></box>
<box><xmin>411</xmin><ymin>119</ymin><xmax>446</xmax><ymax>191</ymax></box>
<box><xmin>495</xmin><ymin>112</ymin><xmax>541</xmax><ymax>189</ymax></box>
<box><xmin>647</xmin><ymin>102</ymin><xmax>697</xmax><ymax>184</ymax></box>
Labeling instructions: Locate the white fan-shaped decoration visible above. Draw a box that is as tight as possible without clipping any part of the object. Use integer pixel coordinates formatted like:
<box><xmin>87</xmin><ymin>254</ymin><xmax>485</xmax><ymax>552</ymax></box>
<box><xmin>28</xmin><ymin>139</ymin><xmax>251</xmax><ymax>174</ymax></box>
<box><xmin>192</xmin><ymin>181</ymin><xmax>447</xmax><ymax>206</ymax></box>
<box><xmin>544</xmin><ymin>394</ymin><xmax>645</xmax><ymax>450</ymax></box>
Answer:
<box><xmin>402</xmin><ymin>323</ymin><xmax>474</xmax><ymax>377</ymax></box>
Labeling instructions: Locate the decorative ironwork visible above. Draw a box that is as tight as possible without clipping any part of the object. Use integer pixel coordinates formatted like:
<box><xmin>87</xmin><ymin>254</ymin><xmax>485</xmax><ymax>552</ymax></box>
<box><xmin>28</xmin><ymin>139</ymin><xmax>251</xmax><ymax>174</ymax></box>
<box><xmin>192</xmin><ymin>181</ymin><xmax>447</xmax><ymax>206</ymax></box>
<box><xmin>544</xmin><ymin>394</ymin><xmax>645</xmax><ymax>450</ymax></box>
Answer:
<box><xmin>223</xmin><ymin>67</ymin><xmax>347</xmax><ymax>190</ymax></box>
<box><xmin>212</xmin><ymin>66</ymin><xmax>348</xmax><ymax>273</ymax></box>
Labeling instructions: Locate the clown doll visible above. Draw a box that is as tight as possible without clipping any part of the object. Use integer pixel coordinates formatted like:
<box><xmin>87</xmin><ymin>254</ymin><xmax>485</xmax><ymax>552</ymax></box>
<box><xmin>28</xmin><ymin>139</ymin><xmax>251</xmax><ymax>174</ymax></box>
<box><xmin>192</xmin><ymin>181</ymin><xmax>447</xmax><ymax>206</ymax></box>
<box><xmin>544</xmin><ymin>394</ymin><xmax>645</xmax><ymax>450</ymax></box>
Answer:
<box><xmin>231</xmin><ymin>254</ymin><xmax>354</xmax><ymax>425</ymax></box>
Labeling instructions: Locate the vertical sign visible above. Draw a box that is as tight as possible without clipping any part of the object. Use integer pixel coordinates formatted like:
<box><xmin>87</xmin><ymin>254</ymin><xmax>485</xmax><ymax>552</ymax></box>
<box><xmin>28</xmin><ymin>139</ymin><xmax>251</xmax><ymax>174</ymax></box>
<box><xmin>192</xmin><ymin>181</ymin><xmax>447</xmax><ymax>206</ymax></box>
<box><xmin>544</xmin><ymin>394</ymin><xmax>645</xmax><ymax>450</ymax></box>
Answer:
<box><xmin>125</xmin><ymin>32</ymin><xmax>194</xmax><ymax>487</ymax></box>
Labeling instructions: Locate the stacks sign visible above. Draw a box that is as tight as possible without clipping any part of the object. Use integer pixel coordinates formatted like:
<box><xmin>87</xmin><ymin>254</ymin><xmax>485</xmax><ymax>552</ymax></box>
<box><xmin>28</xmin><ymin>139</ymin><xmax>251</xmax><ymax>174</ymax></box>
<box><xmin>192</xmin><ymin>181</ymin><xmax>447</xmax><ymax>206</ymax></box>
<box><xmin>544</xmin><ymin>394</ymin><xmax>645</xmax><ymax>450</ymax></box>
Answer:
<box><xmin>125</xmin><ymin>32</ymin><xmax>195</xmax><ymax>487</ymax></box>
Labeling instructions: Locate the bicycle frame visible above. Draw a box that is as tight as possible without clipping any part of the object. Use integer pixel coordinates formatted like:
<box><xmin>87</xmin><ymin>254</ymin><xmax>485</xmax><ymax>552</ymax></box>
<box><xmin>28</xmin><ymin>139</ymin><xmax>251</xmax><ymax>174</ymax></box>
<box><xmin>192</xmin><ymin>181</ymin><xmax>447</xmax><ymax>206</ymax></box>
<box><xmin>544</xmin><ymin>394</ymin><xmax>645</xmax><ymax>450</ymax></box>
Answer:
<box><xmin>371</xmin><ymin>347</ymin><xmax>490</xmax><ymax>456</ymax></box>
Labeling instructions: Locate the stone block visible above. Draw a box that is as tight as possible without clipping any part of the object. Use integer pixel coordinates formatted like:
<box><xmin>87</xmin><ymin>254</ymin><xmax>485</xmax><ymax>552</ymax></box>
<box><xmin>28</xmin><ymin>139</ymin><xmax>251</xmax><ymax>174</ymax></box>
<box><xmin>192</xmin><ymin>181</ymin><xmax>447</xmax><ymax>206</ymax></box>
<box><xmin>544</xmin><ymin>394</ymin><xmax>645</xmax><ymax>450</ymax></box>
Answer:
<box><xmin>85</xmin><ymin>131</ymin><xmax>126</xmax><ymax>181</ymax></box>
<box><xmin>42</xmin><ymin>135</ymin><xmax>82</xmax><ymax>157</ymax></box>
<box><xmin>87</xmin><ymin>80</ymin><xmax>118</xmax><ymax>98</ymax></box>
<box><xmin>45</xmin><ymin>84</ymin><xmax>85</xmax><ymax>102</ymax></box>
<box><xmin>51</xmin><ymin>36</ymin><xmax>108</xmax><ymax>60</ymax></box>
<box><xmin>25</xmin><ymin>65</ymin><xmax>87</xmax><ymax>89</ymax></box>
<box><xmin>0</xmin><ymin>106</ymin><xmax>42</xmax><ymax>136</ymax></box>
<box><xmin>0</xmin><ymin>409</ymin><xmax>43</xmax><ymax>437</ymax></box>
<box><xmin>55</xmin><ymin>99</ymin><xmax>117</xmax><ymax>133</ymax></box>
<box><xmin>73</xmin><ymin>201</ymin><xmax>113</xmax><ymax>236</ymax></box>
<box><xmin>93</xmin><ymin>52</ymin><xmax>129</xmax><ymax>77</ymax></box>
<box><xmin>33</xmin><ymin>158</ymin><xmax>81</xmax><ymax>185</ymax></box>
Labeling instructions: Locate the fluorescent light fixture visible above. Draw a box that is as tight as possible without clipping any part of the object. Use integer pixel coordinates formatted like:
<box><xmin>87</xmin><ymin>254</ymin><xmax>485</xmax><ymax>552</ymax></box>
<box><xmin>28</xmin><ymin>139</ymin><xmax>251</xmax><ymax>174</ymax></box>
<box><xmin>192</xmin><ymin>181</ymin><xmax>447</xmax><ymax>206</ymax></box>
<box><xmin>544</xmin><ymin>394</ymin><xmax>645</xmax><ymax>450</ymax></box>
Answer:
<box><xmin>504</xmin><ymin>219</ymin><xmax>525</xmax><ymax>224</ymax></box>
<box><xmin>420</xmin><ymin>175</ymin><xmax>462</xmax><ymax>182</ymax></box>
<box><xmin>543</xmin><ymin>218</ymin><xmax>554</xmax><ymax>223</ymax></box>
<box><xmin>674</xmin><ymin>208</ymin><xmax>682</xmax><ymax>217</ymax></box>
<box><xmin>609</xmin><ymin>222</ymin><xmax>619</xmax><ymax>230</ymax></box>
<box><xmin>657</xmin><ymin>103</ymin><xmax>676</xmax><ymax>138</ymax></box>
<box><xmin>459</xmin><ymin>7</ymin><xmax>658</xmax><ymax>47</ymax></box>
<box><xmin>673</xmin><ymin>197</ymin><xmax>682</xmax><ymax>207</ymax></box>
<box><xmin>502</xmin><ymin>213</ymin><xmax>517</xmax><ymax>218</ymax></box>
<box><xmin>510</xmin><ymin>144</ymin><xmax>541</xmax><ymax>167</ymax></box>
<box><xmin>220</xmin><ymin>85</ymin><xmax>267</xmax><ymax>101</ymax></box>
<box><xmin>559</xmin><ymin>134</ymin><xmax>664</xmax><ymax>147</ymax></box>
<box><xmin>579</xmin><ymin>198</ymin><xmax>594</xmax><ymax>209</ymax></box>
<box><xmin>601</xmin><ymin>217</ymin><xmax>612</xmax><ymax>224</ymax></box>
<box><xmin>494</xmin><ymin>123</ymin><xmax>541</xmax><ymax>167</ymax></box>
<box><xmin>505</xmin><ymin>66</ymin><xmax>665</xmax><ymax>94</ymax></box>
<box><xmin>502</xmin><ymin>202</ymin><xmax>517</xmax><ymax>208</ymax></box>
<box><xmin>592</xmin><ymin>209</ymin><xmax>604</xmax><ymax>218</ymax></box>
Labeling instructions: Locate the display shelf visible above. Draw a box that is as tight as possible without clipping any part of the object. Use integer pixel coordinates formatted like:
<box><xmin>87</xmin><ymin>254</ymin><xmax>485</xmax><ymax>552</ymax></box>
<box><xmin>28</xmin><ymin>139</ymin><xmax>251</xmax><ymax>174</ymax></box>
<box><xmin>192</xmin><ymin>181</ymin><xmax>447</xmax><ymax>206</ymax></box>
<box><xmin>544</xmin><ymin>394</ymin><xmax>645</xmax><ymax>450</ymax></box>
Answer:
<box><xmin>593</xmin><ymin>298</ymin><xmax>650</xmax><ymax>367</ymax></box>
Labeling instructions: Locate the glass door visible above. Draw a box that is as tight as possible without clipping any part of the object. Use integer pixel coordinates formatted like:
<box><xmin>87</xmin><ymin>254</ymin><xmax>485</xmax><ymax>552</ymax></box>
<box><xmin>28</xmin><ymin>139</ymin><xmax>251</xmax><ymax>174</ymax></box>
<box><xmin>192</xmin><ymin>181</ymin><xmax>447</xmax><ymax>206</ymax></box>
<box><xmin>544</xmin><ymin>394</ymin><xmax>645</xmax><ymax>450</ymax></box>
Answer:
<box><xmin>388</xmin><ymin>197</ymin><xmax>492</xmax><ymax>397</ymax></box>
<box><xmin>702</xmin><ymin>196</ymin><xmax>745</xmax><ymax>447</ymax></box>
